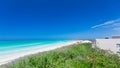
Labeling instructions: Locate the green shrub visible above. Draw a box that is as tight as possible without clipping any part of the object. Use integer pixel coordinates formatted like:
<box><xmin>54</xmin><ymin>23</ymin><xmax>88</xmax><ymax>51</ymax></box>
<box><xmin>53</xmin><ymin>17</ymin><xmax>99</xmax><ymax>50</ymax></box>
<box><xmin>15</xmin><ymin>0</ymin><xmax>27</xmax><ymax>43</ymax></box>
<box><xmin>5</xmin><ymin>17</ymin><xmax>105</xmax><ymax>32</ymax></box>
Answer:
<box><xmin>4</xmin><ymin>43</ymin><xmax>120</xmax><ymax>68</ymax></box>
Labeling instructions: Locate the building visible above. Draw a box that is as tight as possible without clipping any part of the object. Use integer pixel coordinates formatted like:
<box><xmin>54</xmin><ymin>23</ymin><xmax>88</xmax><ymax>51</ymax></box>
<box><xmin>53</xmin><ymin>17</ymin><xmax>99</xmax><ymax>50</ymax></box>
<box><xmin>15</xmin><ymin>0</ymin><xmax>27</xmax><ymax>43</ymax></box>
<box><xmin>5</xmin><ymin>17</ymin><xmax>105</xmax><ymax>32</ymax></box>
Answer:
<box><xmin>81</xmin><ymin>40</ymin><xmax>92</xmax><ymax>43</ymax></box>
<box><xmin>112</xmin><ymin>36</ymin><xmax>120</xmax><ymax>39</ymax></box>
<box><xmin>96</xmin><ymin>39</ymin><xmax>120</xmax><ymax>54</ymax></box>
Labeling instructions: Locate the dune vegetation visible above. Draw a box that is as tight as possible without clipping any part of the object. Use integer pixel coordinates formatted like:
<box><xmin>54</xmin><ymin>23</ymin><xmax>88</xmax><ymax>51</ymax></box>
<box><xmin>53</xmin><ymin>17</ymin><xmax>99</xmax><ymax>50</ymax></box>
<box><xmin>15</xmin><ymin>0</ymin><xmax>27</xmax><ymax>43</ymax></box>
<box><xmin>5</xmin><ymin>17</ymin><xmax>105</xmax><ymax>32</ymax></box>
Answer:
<box><xmin>3</xmin><ymin>43</ymin><xmax>120</xmax><ymax>68</ymax></box>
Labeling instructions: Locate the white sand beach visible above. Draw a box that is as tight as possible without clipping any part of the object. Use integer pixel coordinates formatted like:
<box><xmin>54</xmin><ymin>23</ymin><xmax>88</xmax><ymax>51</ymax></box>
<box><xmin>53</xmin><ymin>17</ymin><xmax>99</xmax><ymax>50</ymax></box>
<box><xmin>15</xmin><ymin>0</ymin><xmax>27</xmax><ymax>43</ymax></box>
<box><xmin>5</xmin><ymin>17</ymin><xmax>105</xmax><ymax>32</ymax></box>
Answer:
<box><xmin>0</xmin><ymin>40</ymin><xmax>80</xmax><ymax>65</ymax></box>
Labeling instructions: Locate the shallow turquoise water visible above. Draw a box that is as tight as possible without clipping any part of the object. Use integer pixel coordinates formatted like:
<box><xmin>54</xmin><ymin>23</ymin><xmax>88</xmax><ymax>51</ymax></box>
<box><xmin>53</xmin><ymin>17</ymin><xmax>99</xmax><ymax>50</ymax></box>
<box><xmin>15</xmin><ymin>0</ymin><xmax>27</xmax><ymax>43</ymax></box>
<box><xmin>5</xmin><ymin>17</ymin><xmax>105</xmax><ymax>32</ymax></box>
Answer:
<box><xmin>0</xmin><ymin>40</ymin><xmax>68</xmax><ymax>56</ymax></box>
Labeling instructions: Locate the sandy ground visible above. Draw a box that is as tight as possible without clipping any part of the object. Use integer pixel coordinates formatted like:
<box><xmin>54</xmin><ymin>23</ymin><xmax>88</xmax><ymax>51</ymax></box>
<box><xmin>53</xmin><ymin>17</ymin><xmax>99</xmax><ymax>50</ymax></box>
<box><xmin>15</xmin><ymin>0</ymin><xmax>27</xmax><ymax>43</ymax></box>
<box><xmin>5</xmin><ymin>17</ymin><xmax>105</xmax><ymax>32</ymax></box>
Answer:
<box><xmin>0</xmin><ymin>40</ymin><xmax>80</xmax><ymax>66</ymax></box>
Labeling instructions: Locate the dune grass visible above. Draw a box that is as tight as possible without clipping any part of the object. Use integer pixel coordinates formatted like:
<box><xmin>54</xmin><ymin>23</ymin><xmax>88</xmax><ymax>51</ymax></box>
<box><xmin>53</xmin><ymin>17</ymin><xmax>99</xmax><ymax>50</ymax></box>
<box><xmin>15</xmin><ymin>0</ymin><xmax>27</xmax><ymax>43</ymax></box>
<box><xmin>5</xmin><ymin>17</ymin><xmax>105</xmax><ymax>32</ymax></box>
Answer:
<box><xmin>3</xmin><ymin>43</ymin><xmax>120</xmax><ymax>68</ymax></box>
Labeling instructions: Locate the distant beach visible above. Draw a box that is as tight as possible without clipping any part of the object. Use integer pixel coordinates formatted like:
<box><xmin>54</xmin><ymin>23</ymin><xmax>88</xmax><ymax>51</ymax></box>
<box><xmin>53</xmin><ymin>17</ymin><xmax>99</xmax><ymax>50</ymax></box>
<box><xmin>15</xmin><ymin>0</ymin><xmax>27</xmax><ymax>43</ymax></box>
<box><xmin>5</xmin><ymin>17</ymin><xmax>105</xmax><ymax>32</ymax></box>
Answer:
<box><xmin>0</xmin><ymin>40</ymin><xmax>80</xmax><ymax>65</ymax></box>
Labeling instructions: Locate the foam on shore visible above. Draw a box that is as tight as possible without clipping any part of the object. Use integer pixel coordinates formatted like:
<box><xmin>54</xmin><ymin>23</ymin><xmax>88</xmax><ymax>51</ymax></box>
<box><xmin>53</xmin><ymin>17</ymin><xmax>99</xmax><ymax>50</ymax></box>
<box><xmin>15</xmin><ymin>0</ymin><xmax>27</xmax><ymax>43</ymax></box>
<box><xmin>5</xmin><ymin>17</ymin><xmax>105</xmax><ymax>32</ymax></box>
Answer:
<box><xmin>0</xmin><ymin>40</ymin><xmax>80</xmax><ymax>65</ymax></box>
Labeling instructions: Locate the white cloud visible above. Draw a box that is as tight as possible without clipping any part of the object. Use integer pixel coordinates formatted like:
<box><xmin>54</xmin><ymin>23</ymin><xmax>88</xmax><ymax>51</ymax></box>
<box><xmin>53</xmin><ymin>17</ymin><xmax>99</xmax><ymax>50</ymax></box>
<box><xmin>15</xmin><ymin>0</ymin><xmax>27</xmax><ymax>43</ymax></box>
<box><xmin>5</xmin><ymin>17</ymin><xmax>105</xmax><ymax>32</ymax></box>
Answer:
<box><xmin>113</xmin><ymin>27</ymin><xmax>120</xmax><ymax>31</ymax></box>
<box><xmin>91</xmin><ymin>18</ymin><xmax>120</xmax><ymax>28</ymax></box>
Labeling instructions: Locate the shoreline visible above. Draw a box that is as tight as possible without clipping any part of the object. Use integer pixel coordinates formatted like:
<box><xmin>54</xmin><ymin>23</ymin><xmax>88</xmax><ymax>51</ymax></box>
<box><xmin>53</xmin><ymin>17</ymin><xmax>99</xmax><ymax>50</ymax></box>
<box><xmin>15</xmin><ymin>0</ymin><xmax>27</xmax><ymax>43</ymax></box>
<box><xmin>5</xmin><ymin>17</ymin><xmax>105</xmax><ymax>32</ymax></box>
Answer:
<box><xmin>0</xmin><ymin>40</ymin><xmax>80</xmax><ymax>66</ymax></box>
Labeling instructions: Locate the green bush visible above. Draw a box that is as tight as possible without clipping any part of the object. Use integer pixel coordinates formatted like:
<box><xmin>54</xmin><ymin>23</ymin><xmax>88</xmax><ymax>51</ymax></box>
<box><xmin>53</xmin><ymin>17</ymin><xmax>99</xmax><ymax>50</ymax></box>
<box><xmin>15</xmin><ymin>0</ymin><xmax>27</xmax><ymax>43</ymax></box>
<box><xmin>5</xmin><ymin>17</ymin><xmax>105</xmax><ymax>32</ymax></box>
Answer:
<box><xmin>4</xmin><ymin>43</ymin><xmax>120</xmax><ymax>68</ymax></box>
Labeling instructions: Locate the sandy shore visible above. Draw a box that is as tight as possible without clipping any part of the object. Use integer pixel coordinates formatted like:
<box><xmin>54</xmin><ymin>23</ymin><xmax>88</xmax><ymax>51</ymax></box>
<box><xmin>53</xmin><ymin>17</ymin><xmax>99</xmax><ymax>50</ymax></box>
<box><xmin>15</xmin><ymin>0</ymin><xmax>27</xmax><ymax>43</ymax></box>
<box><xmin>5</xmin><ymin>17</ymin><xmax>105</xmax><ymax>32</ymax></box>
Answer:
<box><xmin>0</xmin><ymin>40</ymin><xmax>80</xmax><ymax>66</ymax></box>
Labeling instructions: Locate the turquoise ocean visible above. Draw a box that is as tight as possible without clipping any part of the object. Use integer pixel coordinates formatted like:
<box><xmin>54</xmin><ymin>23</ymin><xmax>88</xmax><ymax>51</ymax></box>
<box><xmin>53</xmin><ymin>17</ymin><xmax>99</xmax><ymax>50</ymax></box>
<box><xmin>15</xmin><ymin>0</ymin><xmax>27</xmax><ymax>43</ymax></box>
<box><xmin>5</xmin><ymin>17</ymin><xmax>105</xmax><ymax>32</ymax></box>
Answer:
<box><xmin>0</xmin><ymin>40</ymin><xmax>68</xmax><ymax>56</ymax></box>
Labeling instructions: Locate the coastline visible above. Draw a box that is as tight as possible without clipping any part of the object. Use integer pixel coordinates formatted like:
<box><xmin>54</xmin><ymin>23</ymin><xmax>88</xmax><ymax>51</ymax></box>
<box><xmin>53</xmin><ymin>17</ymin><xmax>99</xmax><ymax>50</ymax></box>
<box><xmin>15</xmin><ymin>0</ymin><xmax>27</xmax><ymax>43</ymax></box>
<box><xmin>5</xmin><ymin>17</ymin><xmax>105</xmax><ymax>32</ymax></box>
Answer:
<box><xmin>0</xmin><ymin>40</ymin><xmax>80</xmax><ymax>66</ymax></box>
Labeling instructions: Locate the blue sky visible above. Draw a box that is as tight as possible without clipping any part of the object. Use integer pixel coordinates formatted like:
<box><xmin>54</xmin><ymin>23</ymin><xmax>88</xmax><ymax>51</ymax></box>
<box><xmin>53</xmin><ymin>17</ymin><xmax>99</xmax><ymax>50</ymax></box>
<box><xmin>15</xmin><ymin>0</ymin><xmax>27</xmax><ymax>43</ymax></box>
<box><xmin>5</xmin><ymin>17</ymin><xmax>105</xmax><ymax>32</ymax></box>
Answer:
<box><xmin>0</xmin><ymin>0</ymin><xmax>120</xmax><ymax>39</ymax></box>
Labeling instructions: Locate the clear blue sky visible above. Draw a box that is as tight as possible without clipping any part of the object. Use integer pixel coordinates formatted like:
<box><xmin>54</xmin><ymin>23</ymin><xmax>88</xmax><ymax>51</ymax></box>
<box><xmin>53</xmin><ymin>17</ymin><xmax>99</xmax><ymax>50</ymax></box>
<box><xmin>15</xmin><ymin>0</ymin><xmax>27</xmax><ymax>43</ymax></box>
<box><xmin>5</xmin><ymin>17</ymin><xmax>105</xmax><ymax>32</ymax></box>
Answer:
<box><xmin>0</xmin><ymin>0</ymin><xmax>120</xmax><ymax>39</ymax></box>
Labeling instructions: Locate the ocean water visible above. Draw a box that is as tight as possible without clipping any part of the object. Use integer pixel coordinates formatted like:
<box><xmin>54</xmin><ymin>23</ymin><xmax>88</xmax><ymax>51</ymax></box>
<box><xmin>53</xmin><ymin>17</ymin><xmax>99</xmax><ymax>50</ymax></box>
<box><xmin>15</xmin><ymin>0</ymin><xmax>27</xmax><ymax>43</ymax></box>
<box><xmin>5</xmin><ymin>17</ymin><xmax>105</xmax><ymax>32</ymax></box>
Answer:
<box><xmin>0</xmin><ymin>40</ymin><xmax>68</xmax><ymax>56</ymax></box>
